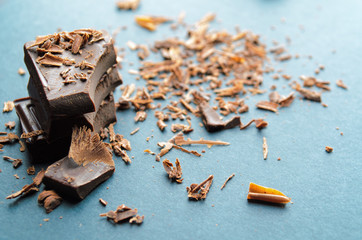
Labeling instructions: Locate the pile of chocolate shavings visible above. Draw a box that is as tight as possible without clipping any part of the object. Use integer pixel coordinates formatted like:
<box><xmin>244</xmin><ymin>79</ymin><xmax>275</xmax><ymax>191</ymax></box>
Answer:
<box><xmin>114</xmin><ymin>12</ymin><xmax>342</xmax><ymax>142</ymax></box>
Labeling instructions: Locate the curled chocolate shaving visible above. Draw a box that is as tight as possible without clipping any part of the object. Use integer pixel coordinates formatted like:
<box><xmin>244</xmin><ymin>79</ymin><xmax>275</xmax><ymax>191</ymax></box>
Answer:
<box><xmin>38</xmin><ymin>190</ymin><xmax>62</xmax><ymax>213</ymax></box>
<box><xmin>186</xmin><ymin>175</ymin><xmax>213</xmax><ymax>200</ymax></box>
<box><xmin>163</xmin><ymin>158</ymin><xmax>183</xmax><ymax>183</ymax></box>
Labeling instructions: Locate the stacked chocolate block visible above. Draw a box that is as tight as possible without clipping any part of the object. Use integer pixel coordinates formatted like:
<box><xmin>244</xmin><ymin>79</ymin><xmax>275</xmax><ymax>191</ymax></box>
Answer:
<box><xmin>14</xmin><ymin>29</ymin><xmax>122</xmax><ymax>162</ymax></box>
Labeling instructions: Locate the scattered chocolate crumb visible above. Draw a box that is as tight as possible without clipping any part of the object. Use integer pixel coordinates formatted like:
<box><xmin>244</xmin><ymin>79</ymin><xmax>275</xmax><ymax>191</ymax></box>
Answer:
<box><xmin>38</xmin><ymin>190</ymin><xmax>62</xmax><ymax>213</ymax></box>
<box><xmin>322</xmin><ymin>103</ymin><xmax>328</xmax><ymax>108</ymax></box>
<box><xmin>3</xmin><ymin>101</ymin><xmax>15</xmax><ymax>112</ymax></box>
<box><xmin>3</xmin><ymin>156</ymin><xmax>23</xmax><ymax>168</ymax></box>
<box><xmin>0</xmin><ymin>132</ymin><xmax>19</xmax><ymax>143</ymax></box>
<box><xmin>27</xmin><ymin>166</ymin><xmax>36</xmax><ymax>175</ymax></box>
<box><xmin>19</xmin><ymin>140</ymin><xmax>26</xmax><ymax>152</ymax></box>
<box><xmin>277</xmin><ymin>157</ymin><xmax>281</xmax><ymax>161</ymax></box>
<box><xmin>144</xmin><ymin>149</ymin><xmax>156</xmax><ymax>155</ymax></box>
<box><xmin>99</xmin><ymin>198</ymin><xmax>108</xmax><ymax>206</ymax></box>
<box><xmin>263</xmin><ymin>137</ymin><xmax>268</xmax><ymax>160</ymax></box>
<box><xmin>43</xmin><ymin>219</ymin><xmax>49</xmax><ymax>222</ymax></box>
<box><xmin>18</xmin><ymin>67</ymin><xmax>26</xmax><ymax>76</ymax></box>
<box><xmin>163</xmin><ymin>158</ymin><xmax>183</xmax><ymax>183</ymax></box>
<box><xmin>5</xmin><ymin>121</ymin><xmax>16</xmax><ymax>130</ymax></box>
<box><xmin>134</xmin><ymin>111</ymin><xmax>147</xmax><ymax>122</ymax></box>
<box><xmin>336</xmin><ymin>80</ymin><xmax>347</xmax><ymax>89</ymax></box>
<box><xmin>186</xmin><ymin>175</ymin><xmax>213</xmax><ymax>200</ymax></box>
<box><xmin>129</xmin><ymin>215</ymin><xmax>144</xmax><ymax>224</ymax></box>
<box><xmin>294</xmin><ymin>83</ymin><xmax>321</xmax><ymax>102</ymax></box>
<box><xmin>340</xmin><ymin>132</ymin><xmax>343</xmax><ymax>136</ymax></box>
<box><xmin>14</xmin><ymin>174</ymin><xmax>19</xmax><ymax>179</ymax></box>
<box><xmin>220</xmin><ymin>173</ymin><xmax>235</xmax><ymax>190</ymax></box>
<box><xmin>130</xmin><ymin>127</ymin><xmax>140</xmax><ymax>135</ymax></box>
<box><xmin>325</xmin><ymin>146</ymin><xmax>333</xmax><ymax>153</ymax></box>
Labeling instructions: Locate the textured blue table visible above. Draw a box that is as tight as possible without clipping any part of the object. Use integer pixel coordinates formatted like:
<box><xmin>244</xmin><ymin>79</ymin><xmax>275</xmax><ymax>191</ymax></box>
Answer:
<box><xmin>0</xmin><ymin>0</ymin><xmax>361</xmax><ymax>239</ymax></box>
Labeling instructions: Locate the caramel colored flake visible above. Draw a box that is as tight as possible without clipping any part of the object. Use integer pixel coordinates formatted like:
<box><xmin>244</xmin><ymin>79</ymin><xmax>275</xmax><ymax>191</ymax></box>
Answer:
<box><xmin>325</xmin><ymin>146</ymin><xmax>333</xmax><ymax>153</ymax></box>
<box><xmin>247</xmin><ymin>182</ymin><xmax>291</xmax><ymax>204</ymax></box>
<box><xmin>5</xmin><ymin>121</ymin><xmax>16</xmax><ymax>130</ymax></box>
<box><xmin>186</xmin><ymin>175</ymin><xmax>213</xmax><ymax>200</ymax></box>
<box><xmin>3</xmin><ymin>101</ymin><xmax>15</xmax><ymax>112</ymax></box>
<box><xmin>294</xmin><ymin>83</ymin><xmax>321</xmax><ymax>102</ymax></box>
<box><xmin>18</xmin><ymin>67</ymin><xmax>26</xmax><ymax>76</ymax></box>
<box><xmin>220</xmin><ymin>173</ymin><xmax>235</xmax><ymax>190</ymax></box>
<box><xmin>156</xmin><ymin>119</ymin><xmax>167</xmax><ymax>131</ymax></box>
<box><xmin>135</xmin><ymin>15</ymin><xmax>172</xmax><ymax>31</ymax></box>
<box><xmin>0</xmin><ymin>132</ymin><xmax>19</xmax><ymax>143</ymax></box>
<box><xmin>71</xmin><ymin>34</ymin><xmax>83</xmax><ymax>54</ymax></box>
<box><xmin>134</xmin><ymin>111</ymin><xmax>147</xmax><ymax>122</ymax></box>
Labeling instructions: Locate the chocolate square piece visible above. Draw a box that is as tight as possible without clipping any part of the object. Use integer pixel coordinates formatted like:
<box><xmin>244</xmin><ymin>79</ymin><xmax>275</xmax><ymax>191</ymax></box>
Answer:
<box><xmin>24</xmin><ymin>29</ymin><xmax>117</xmax><ymax>117</ymax></box>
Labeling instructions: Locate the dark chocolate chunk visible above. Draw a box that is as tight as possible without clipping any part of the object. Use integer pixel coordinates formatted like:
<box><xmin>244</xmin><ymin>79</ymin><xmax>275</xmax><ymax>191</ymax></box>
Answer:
<box><xmin>24</xmin><ymin>29</ymin><xmax>117</xmax><ymax>117</ymax></box>
<box><xmin>27</xmin><ymin>64</ymin><xmax>121</xmax><ymax>142</ymax></box>
<box><xmin>199</xmin><ymin>102</ymin><xmax>241</xmax><ymax>132</ymax></box>
<box><xmin>14</xmin><ymin>94</ymin><xmax>116</xmax><ymax>162</ymax></box>
<box><xmin>43</xmin><ymin>127</ymin><xmax>115</xmax><ymax>200</ymax></box>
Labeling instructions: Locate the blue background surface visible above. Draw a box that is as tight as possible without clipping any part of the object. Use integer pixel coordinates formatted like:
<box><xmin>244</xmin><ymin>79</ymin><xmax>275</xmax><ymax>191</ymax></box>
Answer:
<box><xmin>0</xmin><ymin>0</ymin><xmax>361</xmax><ymax>239</ymax></box>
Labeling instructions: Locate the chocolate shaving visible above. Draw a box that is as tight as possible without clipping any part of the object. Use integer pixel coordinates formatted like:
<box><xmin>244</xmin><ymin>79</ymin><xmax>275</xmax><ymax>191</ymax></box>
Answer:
<box><xmin>27</xmin><ymin>166</ymin><xmax>36</xmax><ymax>175</ymax></box>
<box><xmin>263</xmin><ymin>137</ymin><xmax>268</xmax><ymax>160</ymax></box>
<box><xmin>100</xmin><ymin>205</ymin><xmax>141</xmax><ymax>224</ymax></box>
<box><xmin>3</xmin><ymin>101</ymin><xmax>14</xmax><ymax>112</ymax></box>
<box><xmin>129</xmin><ymin>215</ymin><xmax>144</xmax><ymax>224</ymax></box>
<box><xmin>163</xmin><ymin>158</ymin><xmax>183</xmax><ymax>183</ymax></box>
<box><xmin>134</xmin><ymin>111</ymin><xmax>147</xmax><ymax>122</ymax></box>
<box><xmin>38</xmin><ymin>190</ymin><xmax>62</xmax><ymax>213</ymax></box>
<box><xmin>71</xmin><ymin>34</ymin><xmax>83</xmax><ymax>54</ymax></box>
<box><xmin>336</xmin><ymin>80</ymin><xmax>347</xmax><ymax>89</ymax></box>
<box><xmin>278</xmin><ymin>92</ymin><xmax>295</xmax><ymax>107</ymax></box>
<box><xmin>130</xmin><ymin>127</ymin><xmax>140</xmax><ymax>135</ymax></box>
<box><xmin>116</xmin><ymin>0</ymin><xmax>140</xmax><ymax>10</ymax></box>
<box><xmin>99</xmin><ymin>198</ymin><xmax>108</xmax><ymax>206</ymax></box>
<box><xmin>6</xmin><ymin>169</ymin><xmax>45</xmax><ymax>199</ymax></box>
<box><xmin>0</xmin><ymin>132</ymin><xmax>19</xmax><ymax>143</ymax></box>
<box><xmin>3</xmin><ymin>156</ymin><xmax>23</xmax><ymax>168</ymax></box>
<box><xmin>199</xmin><ymin>102</ymin><xmax>241</xmax><ymax>132</ymax></box>
<box><xmin>5</xmin><ymin>121</ymin><xmax>16</xmax><ymax>130</ymax></box>
<box><xmin>170</xmin><ymin>132</ymin><xmax>229</xmax><ymax>147</ymax></box>
<box><xmin>36</xmin><ymin>53</ymin><xmax>64</xmax><ymax>67</ymax></box>
<box><xmin>157</xmin><ymin>119</ymin><xmax>167</xmax><ymax>131</ymax></box>
<box><xmin>256</xmin><ymin>101</ymin><xmax>278</xmax><ymax>112</ymax></box>
<box><xmin>294</xmin><ymin>83</ymin><xmax>321</xmax><ymax>102</ymax></box>
<box><xmin>186</xmin><ymin>175</ymin><xmax>213</xmax><ymax>200</ymax></box>
<box><xmin>19</xmin><ymin>140</ymin><xmax>26</xmax><ymax>152</ymax></box>
<box><xmin>220</xmin><ymin>173</ymin><xmax>235</xmax><ymax>190</ymax></box>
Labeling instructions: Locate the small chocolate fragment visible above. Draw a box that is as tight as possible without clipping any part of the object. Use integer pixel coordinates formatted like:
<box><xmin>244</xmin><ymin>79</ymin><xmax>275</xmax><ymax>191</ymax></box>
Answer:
<box><xmin>220</xmin><ymin>173</ymin><xmax>235</xmax><ymax>190</ymax></box>
<box><xmin>43</xmin><ymin>127</ymin><xmax>115</xmax><ymax>200</ymax></box>
<box><xmin>256</xmin><ymin>101</ymin><xmax>278</xmax><ymax>112</ymax></box>
<box><xmin>163</xmin><ymin>158</ymin><xmax>183</xmax><ymax>183</ymax></box>
<box><xmin>5</xmin><ymin>121</ymin><xmax>16</xmax><ymax>130</ymax></box>
<box><xmin>186</xmin><ymin>175</ymin><xmax>213</xmax><ymax>200</ymax></box>
<box><xmin>129</xmin><ymin>215</ymin><xmax>144</xmax><ymax>224</ymax></box>
<box><xmin>6</xmin><ymin>169</ymin><xmax>45</xmax><ymax>199</ymax></box>
<box><xmin>99</xmin><ymin>198</ymin><xmax>108</xmax><ymax>206</ymax></box>
<box><xmin>27</xmin><ymin>166</ymin><xmax>36</xmax><ymax>175</ymax></box>
<box><xmin>3</xmin><ymin>101</ymin><xmax>14</xmax><ymax>112</ymax></box>
<box><xmin>3</xmin><ymin>156</ymin><xmax>23</xmax><ymax>168</ymax></box>
<box><xmin>38</xmin><ymin>190</ymin><xmax>62</xmax><ymax>213</ymax></box>
<box><xmin>325</xmin><ymin>146</ymin><xmax>333</xmax><ymax>153</ymax></box>
<box><xmin>24</xmin><ymin>29</ymin><xmax>117</xmax><ymax>117</ymax></box>
<box><xmin>199</xmin><ymin>102</ymin><xmax>240</xmax><ymax>132</ymax></box>
<box><xmin>100</xmin><ymin>204</ymin><xmax>142</xmax><ymax>224</ymax></box>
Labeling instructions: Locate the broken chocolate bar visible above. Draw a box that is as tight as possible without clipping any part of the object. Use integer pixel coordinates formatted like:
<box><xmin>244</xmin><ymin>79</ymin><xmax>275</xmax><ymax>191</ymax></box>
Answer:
<box><xmin>14</xmin><ymin>94</ymin><xmax>116</xmax><ymax>162</ymax></box>
<box><xmin>27</xmin><ymin>64</ymin><xmax>121</xmax><ymax>142</ymax></box>
<box><xmin>43</xmin><ymin>127</ymin><xmax>115</xmax><ymax>200</ymax></box>
<box><xmin>24</xmin><ymin>29</ymin><xmax>117</xmax><ymax>117</ymax></box>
